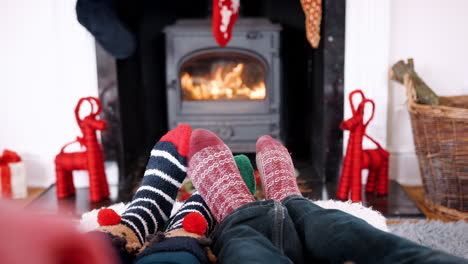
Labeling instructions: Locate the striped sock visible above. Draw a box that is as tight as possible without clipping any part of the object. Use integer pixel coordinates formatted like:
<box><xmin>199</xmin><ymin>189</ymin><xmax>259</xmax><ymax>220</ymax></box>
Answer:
<box><xmin>119</xmin><ymin>124</ymin><xmax>191</xmax><ymax>245</ymax></box>
<box><xmin>188</xmin><ymin>129</ymin><xmax>255</xmax><ymax>222</ymax></box>
<box><xmin>256</xmin><ymin>135</ymin><xmax>302</xmax><ymax>201</ymax></box>
<box><xmin>165</xmin><ymin>154</ymin><xmax>257</xmax><ymax>234</ymax></box>
<box><xmin>164</xmin><ymin>192</ymin><xmax>214</xmax><ymax>234</ymax></box>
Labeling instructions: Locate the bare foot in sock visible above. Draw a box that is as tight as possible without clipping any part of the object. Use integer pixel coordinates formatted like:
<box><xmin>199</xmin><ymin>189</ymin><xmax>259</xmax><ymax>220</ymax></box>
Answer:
<box><xmin>165</xmin><ymin>154</ymin><xmax>256</xmax><ymax>235</ymax></box>
<box><xmin>99</xmin><ymin>124</ymin><xmax>191</xmax><ymax>253</ymax></box>
<box><xmin>141</xmin><ymin>154</ymin><xmax>257</xmax><ymax>263</ymax></box>
<box><xmin>187</xmin><ymin>129</ymin><xmax>255</xmax><ymax>222</ymax></box>
<box><xmin>256</xmin><ymin>135</ymin><xmax>302</xmax><ymax>201</ymax></box>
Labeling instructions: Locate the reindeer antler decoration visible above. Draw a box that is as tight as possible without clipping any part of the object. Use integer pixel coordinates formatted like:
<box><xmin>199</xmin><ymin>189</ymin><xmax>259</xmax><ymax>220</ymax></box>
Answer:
<box><xmin>337</xmin><ymin>90</ymin><xmax>389</xmax><ymax>202</ymax></box>
<box><xmin>55</xmin><ymin>97</ymin><xmax>109</xmax><ymax>202</ymax></box>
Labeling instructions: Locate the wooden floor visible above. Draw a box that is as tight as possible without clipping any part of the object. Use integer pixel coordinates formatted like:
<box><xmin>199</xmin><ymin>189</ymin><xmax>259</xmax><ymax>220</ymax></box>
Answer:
<box><xmin>11</xmin><ymin>185</ymin><xmax>462</xmax><ymax>223</ymax></box>
<box><xmin>398</xmin><ymin>185</ymin><xmax>458</xmax><ymax>222</ymax></box>
<box><xmin>9</xmin><ymin>187</ymin><xmax>46</xmax><ymax>207</ymax></box>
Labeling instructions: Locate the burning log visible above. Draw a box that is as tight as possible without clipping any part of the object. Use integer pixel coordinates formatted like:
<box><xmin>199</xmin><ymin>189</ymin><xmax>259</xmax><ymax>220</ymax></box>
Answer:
<box><xmin>181</xmin><ymin>62</ymin><xmax>266</xmax><ymax>101</ymax></box>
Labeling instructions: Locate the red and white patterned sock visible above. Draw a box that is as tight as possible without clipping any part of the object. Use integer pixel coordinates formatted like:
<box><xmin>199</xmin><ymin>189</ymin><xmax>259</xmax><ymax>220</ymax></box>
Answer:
<box><xmin>256</xmin><ymin>135</ymin><xmax>302</xmax><ymax>201</ymax></box>
<box><xmin>212</xmin><ymin>0</ymin><xmax>240</xmax><ymax>47</ymax></box>
<box><xmin>188</xmin><ymin>129</ymin><xmax>255</xmax><ymax>222</ymax></box>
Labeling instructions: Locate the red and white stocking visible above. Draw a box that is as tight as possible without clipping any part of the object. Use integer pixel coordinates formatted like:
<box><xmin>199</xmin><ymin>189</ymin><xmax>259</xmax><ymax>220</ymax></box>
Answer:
<box><xmin>212</xmin><ymin>0</ymin><xmax>240</xmax><ymax>47</ymax></box>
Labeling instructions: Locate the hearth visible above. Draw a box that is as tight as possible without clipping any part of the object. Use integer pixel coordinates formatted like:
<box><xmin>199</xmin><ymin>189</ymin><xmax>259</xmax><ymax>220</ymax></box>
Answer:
<box><xmin>165</xmin><ymin>19</ymin><xmax>281</xmax><ymax>152</ymax></box>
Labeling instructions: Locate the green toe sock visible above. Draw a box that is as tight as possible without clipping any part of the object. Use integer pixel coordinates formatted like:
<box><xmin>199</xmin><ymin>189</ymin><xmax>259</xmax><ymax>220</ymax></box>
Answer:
<box><xmin>234</xmin><ymin>154</ymin><xmax>256</xmax><ymax>196</ymax></box>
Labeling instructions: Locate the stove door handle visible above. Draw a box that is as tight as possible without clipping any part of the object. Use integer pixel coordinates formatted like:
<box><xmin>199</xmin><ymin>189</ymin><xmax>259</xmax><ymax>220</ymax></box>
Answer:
<box><xmin>246</xmin><ymin>31</ymin><xmax>263</xmax><ymax>40</ymax></box>
<box><xmin>167</xmin><ymin>79</ymin><xmax>177</xmax><ymax>90</ymax></box>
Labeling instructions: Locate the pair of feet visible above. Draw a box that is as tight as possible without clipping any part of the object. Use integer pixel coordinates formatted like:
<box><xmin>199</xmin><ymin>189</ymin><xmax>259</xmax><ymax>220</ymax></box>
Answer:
<box><xmin>99</xmin><ymin>124</ymin><xmax>301</xmax><ymax>254</ymax></box>
<box><xmin>188</xmin><ymin>129</ymin><xmax>302</xmax><ymax>223</ymax></box>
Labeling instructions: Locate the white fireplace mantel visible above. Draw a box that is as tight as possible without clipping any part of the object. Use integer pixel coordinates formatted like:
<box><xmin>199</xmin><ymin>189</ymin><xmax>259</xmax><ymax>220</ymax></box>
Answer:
<box><xmin>344</xmin><ymin>0</ymin><xmax>391</xmax><ymax>151</ymax></box>
<box><xmin>343</xmin><ymin>0</ymin><xmax>394</xmax><ymax>181</ymax></box>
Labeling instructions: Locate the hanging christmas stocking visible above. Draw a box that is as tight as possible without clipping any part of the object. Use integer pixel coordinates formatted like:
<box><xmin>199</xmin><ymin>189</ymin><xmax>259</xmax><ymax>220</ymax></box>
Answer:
<box><xmin>300</xmin><ymin>0</ymin><xmax>322</xmax><ymax>48</ymax></box>
<box><xmin>76</xmin><ymin>0</ymin><xmax>135</xmax><ymax>59</ymax></box>
<box><xmin>212</xmin><ymin>0</ymin><xmax>240</xmax><ymax>47</ymax></box>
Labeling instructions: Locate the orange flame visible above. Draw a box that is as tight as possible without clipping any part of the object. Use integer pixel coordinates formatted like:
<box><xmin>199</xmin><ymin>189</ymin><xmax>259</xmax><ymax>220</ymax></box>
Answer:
<box><xmin>181</xmin><ymin>63</ymin><xmax>266</xmax><ymax>101</ymax></box>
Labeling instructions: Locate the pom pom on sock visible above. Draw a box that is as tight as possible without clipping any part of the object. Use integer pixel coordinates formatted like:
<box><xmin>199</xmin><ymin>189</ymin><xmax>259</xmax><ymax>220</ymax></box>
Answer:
<box><xmin>182</xmin><ymin>213</ymin><xmax>208</xmax><ymax>235</ymax></box>
<box><xmin>98</xmin><ymin>208</ymin><xmax>121</xmax><ymax>226</ymax></box>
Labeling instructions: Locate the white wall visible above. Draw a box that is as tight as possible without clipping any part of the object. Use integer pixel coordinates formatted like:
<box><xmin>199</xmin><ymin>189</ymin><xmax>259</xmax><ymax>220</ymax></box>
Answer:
<box><xmin>345</xmin><ymin>0</ymin><xmax>390</xmax><ymax>151</ymax></box>
<box><xmin>0</xmin><ymin>0</ymin><xmax>99</xmax><ymax>187</ymax></box>
<box><xmin>344</xmin><ymin>0</ymin><xmax>391</xmax><ymax>186</ymax></box>
<box><xmin>388</xmin><ymin>0</ymin><xmax>468</xmax><ymax>185</ymax></box>
<box><xmin>345</xmin><ymin>0</ymin><xmax>468</xmax><ymax>186</ymax></box>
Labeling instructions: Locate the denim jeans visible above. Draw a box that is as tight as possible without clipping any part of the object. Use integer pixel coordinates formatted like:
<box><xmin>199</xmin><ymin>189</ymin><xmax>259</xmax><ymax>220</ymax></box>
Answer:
<box><xmin>211</xmin><ymin>195</ymin><xmax>468</xmax><ymax>264</ymax></box>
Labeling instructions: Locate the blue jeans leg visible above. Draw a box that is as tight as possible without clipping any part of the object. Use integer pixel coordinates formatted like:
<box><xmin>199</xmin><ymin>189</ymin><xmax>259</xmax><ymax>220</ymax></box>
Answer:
<box><xmin>211</xmin><ymin>199</ymin><xmax>305</xmax><ymax>264</ymax></box>
<box><xmin>283</xmin><ymin>195</ymin><xmax>468</xmax><ymax>264</ymax></box>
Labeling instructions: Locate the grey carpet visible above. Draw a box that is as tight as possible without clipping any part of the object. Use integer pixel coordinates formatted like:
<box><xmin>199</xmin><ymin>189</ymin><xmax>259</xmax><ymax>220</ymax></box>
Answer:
<box><xmin>389</xmin><ymin>220</ymin><xmax>468</xmax><ymax>259</ymax></box>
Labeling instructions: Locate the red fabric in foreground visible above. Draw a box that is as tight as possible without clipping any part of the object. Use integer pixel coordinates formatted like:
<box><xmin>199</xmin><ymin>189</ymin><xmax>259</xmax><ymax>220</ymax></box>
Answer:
<box><xmin>0</xmin><ymin>201</ymin><xmax>117</xmax><ymax>264</ymax></box>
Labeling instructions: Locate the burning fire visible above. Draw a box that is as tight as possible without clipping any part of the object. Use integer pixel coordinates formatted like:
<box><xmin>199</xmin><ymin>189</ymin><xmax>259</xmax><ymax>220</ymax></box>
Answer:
<box><xmin>181</xmin><ymin>63</ymin><xmax>266</xmax><ymax>101</ymax></box>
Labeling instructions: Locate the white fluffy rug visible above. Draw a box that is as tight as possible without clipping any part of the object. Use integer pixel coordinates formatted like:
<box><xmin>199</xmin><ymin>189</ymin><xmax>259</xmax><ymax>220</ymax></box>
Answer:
<box><xmin>79</xmin><ymin>200</ymin><xmax>389</xmax><ymax>233</ymax></box>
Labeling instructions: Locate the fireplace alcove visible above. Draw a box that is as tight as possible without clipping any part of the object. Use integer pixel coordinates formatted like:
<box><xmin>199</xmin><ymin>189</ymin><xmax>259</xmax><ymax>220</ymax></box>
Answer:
<box><xmin>99</xmin><ymin>0</ymin><xmax>346</xmax><ymax>201</ymax></box>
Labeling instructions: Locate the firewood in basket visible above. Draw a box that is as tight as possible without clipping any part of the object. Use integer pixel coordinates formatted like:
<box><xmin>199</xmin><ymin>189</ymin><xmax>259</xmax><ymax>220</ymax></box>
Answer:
<box><xmin>389</xmin><ymin>58</ymin><xmax>440</xmax><ymax>106</ymax></box>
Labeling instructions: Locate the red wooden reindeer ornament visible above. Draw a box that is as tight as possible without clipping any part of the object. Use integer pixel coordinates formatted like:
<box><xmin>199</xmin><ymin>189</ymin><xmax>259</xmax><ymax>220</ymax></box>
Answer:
<box><xmin>337</xmin><ymin>90</ymin><xmax>389</xmax><ymax>202</ymax></box>
<box><xmin>55</xmin><ymin>97</ymin><xmax>109</xmax><ymax>202</ymax></box>
<box><xmin>362</xmin><ymin>135</ymin><xmax>390</xmax><ymax>196</ymax></box>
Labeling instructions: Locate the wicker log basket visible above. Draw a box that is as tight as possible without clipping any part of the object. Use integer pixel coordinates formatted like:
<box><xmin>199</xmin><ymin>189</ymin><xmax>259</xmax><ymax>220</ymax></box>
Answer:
<box><xmin>404</xmin><ymin>76</ymin><xmax>468</xmax><ymax>220</ymax></box>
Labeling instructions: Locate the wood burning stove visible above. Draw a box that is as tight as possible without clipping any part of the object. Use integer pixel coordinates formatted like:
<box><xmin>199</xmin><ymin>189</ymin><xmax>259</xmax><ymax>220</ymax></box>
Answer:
<box><xmin>164</xmin><ymin>19</ymin><xmax>281</xmax><ymax>152</ymax></box>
